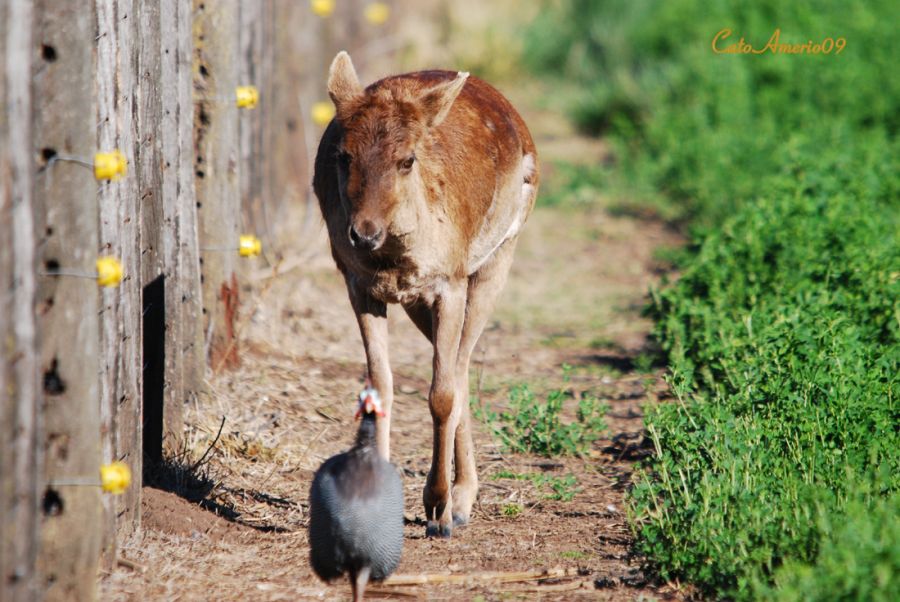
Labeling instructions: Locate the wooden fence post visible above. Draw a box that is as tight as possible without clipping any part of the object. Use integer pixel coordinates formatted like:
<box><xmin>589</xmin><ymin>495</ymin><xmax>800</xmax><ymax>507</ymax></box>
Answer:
<box><xmin>96</xmin><ymin>0</ymin><xmax>142</xmax><ymax>565</ymax></box>
<box><xmin>193</xmin><ymin>0</ymin><xmax>242</xmax><ymax>372</ymax></box>
<box><xmin>237</xmin><ymin>1</ymin><xmax>267</xmax><ymax>245</ymax></box>
<box><xmin>238</xmin><ymin>1</ymin><xmax>313</xmax><ymax>257</ymax></box>
<box><xmin>159</xmin><ymin>0</ymin><xmax>202</xmax><ymax>457</ymax></box>
<box><xmin>1</xmin><ymin>2</ymin><xmax>41</xmax><ymax>600</ymax></box>
<box><xmin>31</xmin><ymin>1</ymin><xmax>102</xmax><ymax>599</ymax></box>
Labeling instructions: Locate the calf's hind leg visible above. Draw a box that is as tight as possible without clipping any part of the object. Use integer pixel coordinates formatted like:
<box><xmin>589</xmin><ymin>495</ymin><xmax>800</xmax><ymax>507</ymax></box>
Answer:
<box><xmin>451</xmin><ymin>239</ymin><xmax>519</xmax><ymax>527</ymax></box>
<box><xmin>423</xmin><ymin>282</ymin><xmax>467</xmax><ymax>537</ymax></box>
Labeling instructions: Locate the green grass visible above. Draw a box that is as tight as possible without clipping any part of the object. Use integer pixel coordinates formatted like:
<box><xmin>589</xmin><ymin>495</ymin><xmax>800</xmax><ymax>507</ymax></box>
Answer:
<box><xmin>524</xmin><ymin>0</ymin><xmax>900</xmax><ymax>599</ymax></box>
<box><xmin>472</xmin><ymin>367</ymin><xmax>608</xmax><ymax>457</ymax></box>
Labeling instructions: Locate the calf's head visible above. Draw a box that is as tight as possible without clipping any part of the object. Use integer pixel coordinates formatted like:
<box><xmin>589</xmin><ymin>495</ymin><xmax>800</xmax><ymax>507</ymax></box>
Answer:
<box><xmin>327</xmin><ymin>52</ymin><xmax>469</xmax><ymax>252</ymax></box>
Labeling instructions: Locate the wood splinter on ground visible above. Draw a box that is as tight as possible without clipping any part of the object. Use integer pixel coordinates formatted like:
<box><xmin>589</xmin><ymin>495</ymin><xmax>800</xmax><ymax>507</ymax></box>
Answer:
<box><xmin>115</xmin><ymin>557</ymin><xmax>147</xmax><ymax>573</ymax></box>
<box><xmin>384</xmin><ymin>566</ymin><xmax>580</xmax><ymax>586</ymax></box>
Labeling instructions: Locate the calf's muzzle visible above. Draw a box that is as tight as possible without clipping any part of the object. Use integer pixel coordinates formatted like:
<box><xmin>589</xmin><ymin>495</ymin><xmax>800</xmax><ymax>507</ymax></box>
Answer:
<box><xmin>348</xmin><ymin>219</ymin><xmax>385</xmax><ymax>251</ymax></box>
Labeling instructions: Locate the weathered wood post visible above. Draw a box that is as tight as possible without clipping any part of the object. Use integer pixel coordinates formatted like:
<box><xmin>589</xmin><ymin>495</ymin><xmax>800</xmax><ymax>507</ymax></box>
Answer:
<box><xmin>238</xmin><ymin>1</ymin><xmax>312</xmax><ymax>254</ymax></box>
<box><xmin>237</xmin><ymin>1</ymin><xmax>268</xmax><ymax>245</ymax></box>
<box><xmin>96</xmin><ymin>0</ymin><xmax>141</xmax><ymax>565</ymax></box>
<box><xmin>0</xmin><ymin>2</ymin><xmax>41</xmax><ymax>599</ymax></box>
<box><xmin>134</xmin><ymin>0</ymin><xmax>170</xmax><ymax>472</ymax></box>
<box><xmin>193</xmin><ymin>0</ymin><xmax>242</xmax><ymax>372</ymax></box>
<box><xmin>159</xmin><ymin>0</ymin><xmax>203</xmax><ymax>457</ymax></box>
<box><xmin>32</xmin><ymin>1</ymin><xmax>103</xmax><ymax>599</ymax></box>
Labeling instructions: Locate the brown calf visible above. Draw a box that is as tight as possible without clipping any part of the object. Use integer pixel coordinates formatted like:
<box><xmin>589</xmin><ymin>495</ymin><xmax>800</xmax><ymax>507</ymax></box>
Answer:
<box><xmin>313</xmin><ymin>52</ymin><xmax>538</xmax><ymax>537</ymax></box>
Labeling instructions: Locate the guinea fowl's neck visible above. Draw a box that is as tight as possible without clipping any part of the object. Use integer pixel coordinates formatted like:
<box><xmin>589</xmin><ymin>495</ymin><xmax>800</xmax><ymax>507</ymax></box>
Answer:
<box><xmin>354</xmin><ymin>412</ymin><xmax>378</xmax><ymax>451</ymax></box>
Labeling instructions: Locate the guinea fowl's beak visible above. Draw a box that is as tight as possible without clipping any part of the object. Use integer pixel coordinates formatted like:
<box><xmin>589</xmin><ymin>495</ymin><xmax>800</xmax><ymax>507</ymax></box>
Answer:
<box><xmin>355</xmin><ymin>393</ymin><xmax>386</xmax><ymax>418</ymax></box>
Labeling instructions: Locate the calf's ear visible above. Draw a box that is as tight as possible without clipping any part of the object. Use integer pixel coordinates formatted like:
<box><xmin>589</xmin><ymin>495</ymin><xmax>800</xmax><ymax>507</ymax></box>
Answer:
<box><xmin>327</xmin><ymin>51</ymin><xmax>362</xmax><ymax>113</ymax></box>
<box><xmin>418</xmin><ymin>71</ymin><xmax>469</xmax><ymax>128</ymax></box>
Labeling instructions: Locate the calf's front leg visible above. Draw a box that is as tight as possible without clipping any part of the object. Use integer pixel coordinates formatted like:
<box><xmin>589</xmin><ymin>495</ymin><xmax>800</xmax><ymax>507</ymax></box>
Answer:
<box><xmin>346</xmin><ymin>278</ymin><xmax>393</xmax><ymax>459</ymax></box>
<box><xmin>423</xmin><ymin>281</ymin><xmax>467</xmax><ymax>538</ymax></box>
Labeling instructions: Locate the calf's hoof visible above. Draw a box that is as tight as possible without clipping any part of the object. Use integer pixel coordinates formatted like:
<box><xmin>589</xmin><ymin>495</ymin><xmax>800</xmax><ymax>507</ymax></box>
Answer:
<box><xmin>425</xmin><ymin>521</ymin><xmax>452</xmax><ymax>538</ymax></box>
<box><xmin>452</xmin><ymin>513</ymin><xmax>469</xmax><ymax>527</ymax></box>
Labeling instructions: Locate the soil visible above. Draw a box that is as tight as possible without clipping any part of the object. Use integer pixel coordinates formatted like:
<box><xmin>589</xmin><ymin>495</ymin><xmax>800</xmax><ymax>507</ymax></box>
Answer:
<box><xmin>100</xmin><ymin>95</ymin><xmax>686</xmax><ymax>601</ymax></box>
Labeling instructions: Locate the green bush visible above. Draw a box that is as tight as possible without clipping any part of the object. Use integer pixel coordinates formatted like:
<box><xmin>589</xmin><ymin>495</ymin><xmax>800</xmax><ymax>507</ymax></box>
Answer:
<box><xmin>761</xmin><ymin>493</ymin><xmax>900</xmax><ymax>601</ymax></box>
<box><xmin>525</xmin><ymin>0</ymin><xmax>900</xmax><ymax>599</ymax></box>
<box><xmin>523</xmin><ymin>0</ymin><xmax>899</xmax><ymax>225</ymax></box>
<box><xmin>630</xmin><ymin>181</ymin><xmax>899</xmax><ymax>598</ymax></box>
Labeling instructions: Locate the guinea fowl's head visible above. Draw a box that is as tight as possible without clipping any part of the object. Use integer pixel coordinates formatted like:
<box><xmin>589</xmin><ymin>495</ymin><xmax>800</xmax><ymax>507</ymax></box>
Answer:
<box><xmin>355</xmin><ymin>384</ymin><xmax>386</xmax><ymax>419</ymax></box>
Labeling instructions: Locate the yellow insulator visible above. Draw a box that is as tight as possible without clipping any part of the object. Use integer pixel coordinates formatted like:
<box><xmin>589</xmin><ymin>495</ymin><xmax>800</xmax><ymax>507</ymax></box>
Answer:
<box><xmin>95</xmin><ymin>256</ymin><xmax>123</xmax><ymax>288</ymax></box>
<box><xmin>238</xmin><ymin>234</ymin><xmax>262</xmax><ymax>257</ymax></box>
<box><xmin>312</xmin><ymin>101</ymin><xmax>336</xmax><ymax>126</ymax></box>
<box><xmin>93</xmin><ymin>150</ymin><xmax>128</xmax><ymax>181</ymax></box>
<box><xmin>235</xmin><ymin>85</ymin><xmax>259</xmax><ymax>109</ymax></box>
<box><xmin>310</xmin><ymin>0</ymin><xmax>335</xmax><ymax>17</ymax></box>
<box><xmin>364</xmin><ymin>2</ymin><xmax>390</xmax><ymax>25</ymax></box>
<box><xmin>100</xmin><ymin>462</ymin><xmax>131</xmax><ymax>495</ymax></box>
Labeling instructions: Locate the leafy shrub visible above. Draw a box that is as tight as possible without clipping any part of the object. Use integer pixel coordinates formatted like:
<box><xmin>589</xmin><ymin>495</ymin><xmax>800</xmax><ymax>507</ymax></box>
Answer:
<box><xmin>524</xmin><ymin>0</ymin><xmax>900</xmax><ymax>599</ymax></box>
<box><xmin>760</xmin><ymin>493</ymin><xmax>900</xmax><ymax>601</ymax></box>
<box><xmin>630</xmin><ymin>182</ymin><xmax>899</xmax><ymax>598</ymax></box>
<box><xmin>523</xmin><ymin>0</ymin><xmax>899</xmax><ymax>225</ymax></box>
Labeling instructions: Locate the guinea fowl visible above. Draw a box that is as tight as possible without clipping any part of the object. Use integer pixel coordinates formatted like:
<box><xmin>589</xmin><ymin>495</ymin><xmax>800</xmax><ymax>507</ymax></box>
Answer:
<box><xmin>308</xmin><ymin>385</ymin><xmax>404</xmax><ymax>601</ymax></box>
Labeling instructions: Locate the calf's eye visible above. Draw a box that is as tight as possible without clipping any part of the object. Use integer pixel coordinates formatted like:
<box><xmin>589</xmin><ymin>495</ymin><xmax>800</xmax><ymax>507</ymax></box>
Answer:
<box><xmin>399</xmin><ymin>155</ymin><xmax>415</xmax><ymax>171</ymax></box>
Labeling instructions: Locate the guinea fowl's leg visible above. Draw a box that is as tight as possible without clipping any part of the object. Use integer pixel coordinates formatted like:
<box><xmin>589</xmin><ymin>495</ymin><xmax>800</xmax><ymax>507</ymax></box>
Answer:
<box><xmin>347</xmin><ymin>280</ymin><xmax>393</xmax><ymax>459</ymax></box>
<box><xmin>350</xmin><ymin>566</ymin><xmax>370</xmax><ymax>602</ymax></box>
<box><xmin>423</xmin><ymin>281</ymin><xmax>467</xmax><ymax>537</ymax></box>
<box><xmin>452</xmin><ymin>240</ymin><xmax>518</xmax><ymax>526</ymax></box>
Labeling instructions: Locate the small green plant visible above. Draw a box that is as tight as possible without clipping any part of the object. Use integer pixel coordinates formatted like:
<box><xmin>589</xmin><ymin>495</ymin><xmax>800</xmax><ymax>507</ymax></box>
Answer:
<box><xmin>588</xmin><ymin>336</ymin><xmax>615</xmax><ymax>350</ymax></box>
<box><xmin>492</xmin><ymin>470</ymin><xmax>582</xmax><ymax>502</ymax></box>
<box><xmin>632</xmin><ymin>352</ymin><xmax>655</xmax><ymax>374</ymax></box>
<box><xmin>501</xmin><ymin>503</ymin><xmax>523</xmax><ymax>518</ymax></box>
<box><xmin>560</xmin><ymin>550</ymin><xmax>588</xmax><ymax>560</ymax></box>
<box><xmin>541</xmin><ymin>473</ymin><xmax>581</xmax><ymax>502</ymax></box>
<box><xmin>473</xmin><ymin>368</ymin><xmax>607</xmax><ymax>457</ymax></box>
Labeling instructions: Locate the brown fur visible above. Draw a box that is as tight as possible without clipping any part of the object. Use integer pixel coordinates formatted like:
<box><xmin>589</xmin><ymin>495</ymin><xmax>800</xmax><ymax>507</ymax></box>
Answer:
<box><xmin>313</xmin><ymin>52</ymin><xmax>539</xmax><ymax>538</ymax></box>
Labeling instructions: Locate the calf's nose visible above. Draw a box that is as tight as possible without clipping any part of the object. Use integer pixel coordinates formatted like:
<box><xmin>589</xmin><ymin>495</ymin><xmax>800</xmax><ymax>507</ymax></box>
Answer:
<box><xmin>348</xmin><ymin>220</ymin><xmax>385</xmax><ymax>251</ymax></box>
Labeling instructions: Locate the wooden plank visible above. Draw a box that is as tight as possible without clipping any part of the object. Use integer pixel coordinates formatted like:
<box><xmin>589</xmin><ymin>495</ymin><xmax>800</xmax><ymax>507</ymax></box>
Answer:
<box><xmin>237</xmin><ymin>1</ymin><xmax>265</xmax><ymax>244</ymax></box>
<box><xmin>193</xmin><ymin>0</ymin><xmax>241</xmax><ymax>372</ymax></box>
<box><xmin>268</xmin><ymin>2</ymin><xmax>314</xmax><ymax>248</ymax></box>
<box><xmin>160</xmin><ymin>0</ymin><xmax>201</xmax><ymax>453</ymax></box>
<box><xmin>31</xmin><ymin>1</ymin><xmax>102</xmax><ymax>599</ymax></box>
<box><xmin>96</xmin><ymin>0</ymin><xmax>142</xmax><ymax>565</ymax></box>
<box><xmin>137</xmin><ymin>3</ymin><xmax>164</xmax><ymax>288</ymax></box>
<box><xmin>113</xmin><ymin>0</ymin><xmax>143</xmax><ymax>536</ymax></box>
<box><xmin>95</xmin><ymin>0</ymin><xmax>119</xmax><ymax>568</ymax></box>
<box><xmin>1</xmin><ymin>2</ymin><xmax>42</xmax><ymax>600</ymax></box>
<box><xmin>239</xmin><ymin>1</ymin><xmax>312</xmax><ymax>257</ymax></box>
<box><xmin>134</xmin><ymin>0</ymin><xmax>167</xmax><ymax>471</ymax></box>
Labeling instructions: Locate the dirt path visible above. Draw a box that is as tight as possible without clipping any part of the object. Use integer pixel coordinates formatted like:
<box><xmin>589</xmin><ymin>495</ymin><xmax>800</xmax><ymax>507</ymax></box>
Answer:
<box><xmin>101</xmin><ymin>98</ymin><xmax>684</xmax><ymax>601</ymax></box>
